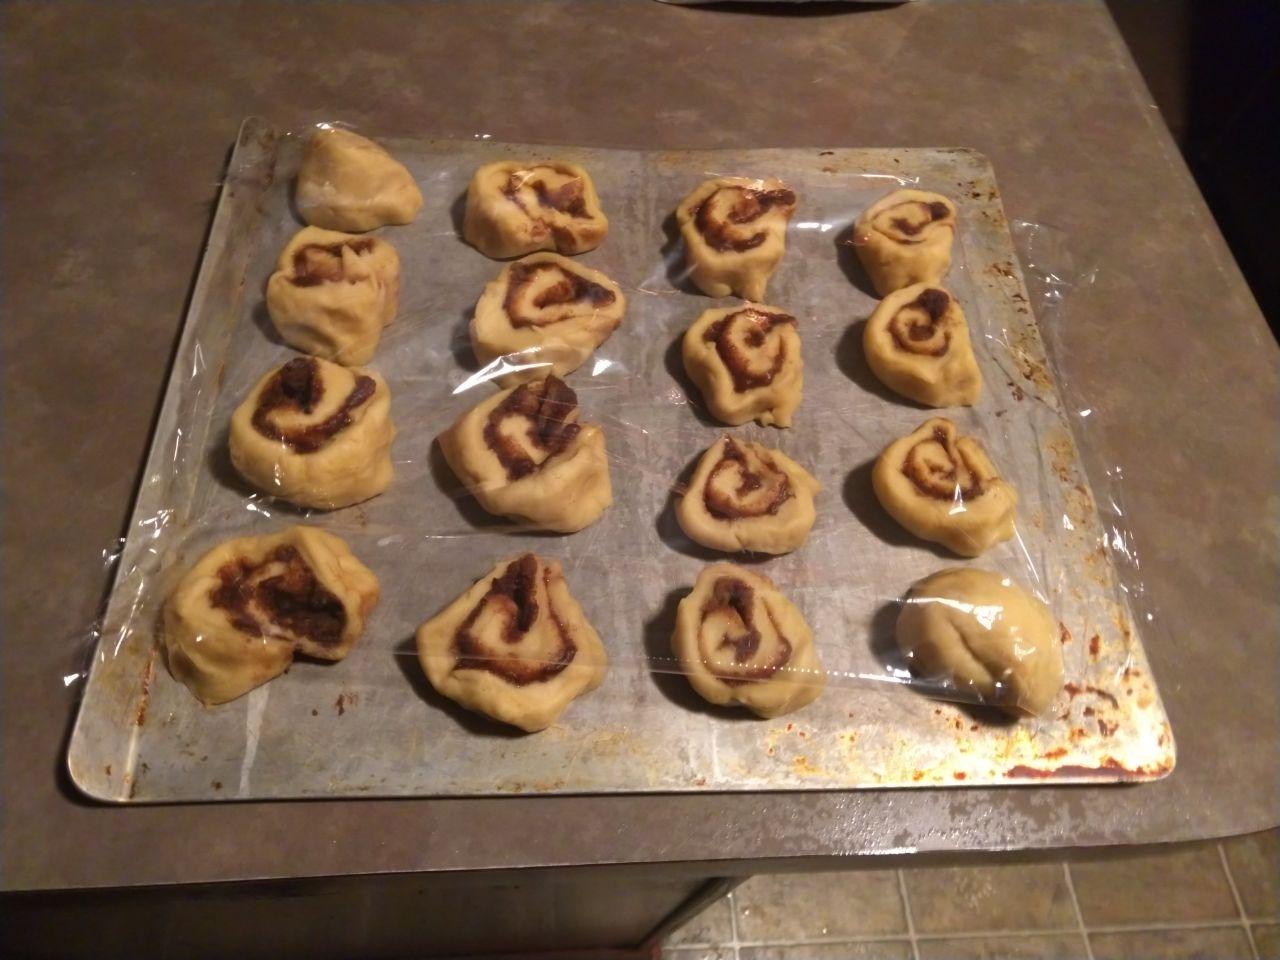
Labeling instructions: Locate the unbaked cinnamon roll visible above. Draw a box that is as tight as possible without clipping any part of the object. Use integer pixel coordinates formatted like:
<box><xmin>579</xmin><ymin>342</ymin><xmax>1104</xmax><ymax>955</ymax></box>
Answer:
<box><xmin>682</xmin><ymin>303</ymin><xmax>803</xmax><ymax>427</ymax></box>
<box><xmin>463</xmin><ymin>161</ymin><xmax>608</xmax><ymax>259</ymax></box>
<box><xmin>676</xmin><ymin>177</ymin><xmax>797</xmax><ymax>300</ymax></box>
<box><xmin>295</xmin><ymin>127</ymin><xmax>422</xmax><ymax>233</ymax></box>
<box><xmin>852</xmin><ymin>189</ymin><xmax>956</xmax><ymax>296</ymax></box>
<box><xmin>863</xmin><ymin>284</ymin><xmax>981</xmax><ymax>407</ymax></box>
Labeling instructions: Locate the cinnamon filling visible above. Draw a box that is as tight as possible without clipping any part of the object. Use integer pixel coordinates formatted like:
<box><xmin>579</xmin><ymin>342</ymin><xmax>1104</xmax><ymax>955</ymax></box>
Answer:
<box><xmin>704</xmin><ymin>439</ymin><xmax>793</xmax><ymax>519</ymax></box>
<box><xmin>876</xmin><ymin>200</ymin><xmax>952</xmax><ymax>244</ymax></box>
<box><xmin>503</xmin><ymin>260</ymin><xmax>616</xmax><ymax>327</ymax></box>
<box><xmin>702</xmin><ymin>308</ymin><xmax>796</xmax><ymax>392</ymax></box>
<box><xmin>701</xmin><ymin>577</ymin><xmax>792</xmax><ymax>685</ymax></box>
<box><xmin>693</xmin><ymin>185</ymin><xmax>796</xmax><ymax>252</ymax></box>
<box><xmin>502</xmin><ymin>167</ymin><xmax>591</xmax><ymax>219</ymax></box>
<box><xmin>483</xmin><ymin>375</ymin><xmax>582</xmax><ymax>481</ymax></box>
<box><xmin>888</xmin><ymin>288</ymin><xmax>952</xmax><ymax>356</ymax></box>
<box><xmin>903</xmin><ymin>424</ymin><xmax>984</xmax><ymax>500</ymax></box>
<box><xmin>210</xmin><ymin>545</ymin><xmax>346</xmax><ymax>647</ymax></box>
<box><xmin>252</xmin><ymin>357</ymin><xmax>376</xmax><ymax>454</ymax></box>
<box><xmin>289</xmin><ymin>238</ymin><xmax>377</xmax><ymax>287</ymax></box>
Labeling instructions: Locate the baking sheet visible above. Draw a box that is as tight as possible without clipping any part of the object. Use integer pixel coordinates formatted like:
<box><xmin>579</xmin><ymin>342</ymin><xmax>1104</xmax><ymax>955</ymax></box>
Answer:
<box><xmin>66</xmin><ymin>118</ymin><xmax>1175</xmax><ymax>801</ymax></box>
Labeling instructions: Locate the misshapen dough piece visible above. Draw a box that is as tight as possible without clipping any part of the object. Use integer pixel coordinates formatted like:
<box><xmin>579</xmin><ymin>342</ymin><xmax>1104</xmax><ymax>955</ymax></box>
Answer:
<box><xmin>864</xmin><ymin>284</ymin><xmax>981</xmax><ymax>407</ymax></box>
<box><xmin>672</xmin><ymin>563</ymin><xmax>825</xmax><ymax>717</ymax></box>
<box><xmin>463</xmin><ymin>161</ymin><xmax>608</xmax><ymax>258</ymax></box>
<box><xmin>852</xmin><ymin>189</ymin><xmax>956</xmax><ymax>296</ymax></box>
<box><xmin>676</xmin><ymin>177</ymin><xmax>797</xmax><ymax>300</ymax></box>
<box><xmin>471</xmin><ymin>253</ymin><xmax>626</xmax><ymax>387</ymax></box>
<box><xmin>164</xmin><ymin>526</ymin><xmax>380</xmax><ymax>705</ymax></box>
<box><xmin>438</xmin><ymin>375</ymin><xmax>612</xmax><ymax>533</ymax></box>
<box><xmin>677</xmin><ymin>437</ymin><xmax>820</xmax><ymax>555</ymax></box>
<box><xmin>873</xmin><ymin>418</ymin><xmax>1016</xmax><ymax>557</ymax></box>
<box><xmin>896</xmin><ymin>567</ymin><xmax>1063</xmax><ymax>717</ymax></box>
<box><xmin>416</xmin><ymin>553</ymin><xmax>608</xmax><ymax>732</ymax></box>
<box><xmin>266</xmin><ymin>226</ymin><xmax>400</xmax><ymax>365</ymax></box>
<box><xmin>229</xmin><ymin>357</ymin><xmax>395</xmax><ymax>510</ymax></box>
<box><xmin>683</xmin><ymin>303</ymin><xmax>803</xmax><ymax>427</ymax></box>
<box><xmin>295</xmin><ymin>127</ymin><xmax>422</xmax><ymax>232</ymax></box>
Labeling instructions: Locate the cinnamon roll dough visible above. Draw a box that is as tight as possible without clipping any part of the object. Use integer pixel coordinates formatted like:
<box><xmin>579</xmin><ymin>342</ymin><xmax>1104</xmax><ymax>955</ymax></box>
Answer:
<box><xmin>295</xmin><ymin>127</ymin><xmax>422</xmax><ymax>233</ymax></box>
<box><xmin>864</xmin><ymin>284</ymin><xmax>981</xmax><ymax>407</ymax></box>
<box><xmin>672</xmin><ymin>563</ymin><xmax>824</xmax><ymax>717</ymax></box>
<box><xmin>163</xmin><ymin>526</ymin><xmax>380</xmax><ymax>705</ymax></box>
<box><xmin>463</xmin><ymin>161</ymin><xmax>608</xmax><ymax>259</ymax></box>
<box><xmin>852</xmin><ymin>189</ymin><xmax>956</xmax><ymax>296</ymax></box>
<box><xmin>266</xmin><ymin>226</ymin><xmax>400</xmax><ymax>366</ymax></box>
<box><xmin>896</xmin><ymin>567</ymin><xmax>1063</xmax><ymax>717</ymax></box>
<box><xmin>677</xmin><ymin>437</ymin><xmax>821</xmax><ymax>555</ymax></box>
<box><xmin>676</xmin><ymin>177</ymin><xmax>797</xmax><ymax>300</ymax></box>
<box><xmin>229</xmin><ymin>356</ymin><xmax>395</xmax><ymax>510</ymax></box>
<box><xmin>416</xmin><ymin>553</ymin><xmax>608</xmax><ymax>732</ymax></box>
<box><xmin>683</xmin><ymin>303</ymin><xmax>803</xmax><ymax>427</ymax></box>
<box><xmin>873</xmin><ymin>418</ymin><xmax>1016</xmax><ymax>557</ymax></box>
<box><xmin>438</xmin><ymin>375</ymin><xmax>612</xmax><ymax>533</ymax></box>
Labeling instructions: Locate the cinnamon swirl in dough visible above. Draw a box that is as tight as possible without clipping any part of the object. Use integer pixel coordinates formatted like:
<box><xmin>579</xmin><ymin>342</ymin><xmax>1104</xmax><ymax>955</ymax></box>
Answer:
<box><xmin>672</xmin><ymin>563</ymin><xmax>824</xmax><ymax>717</ymax></box>
<box><xmin>676</xmin><ymin>177</ymin><xmax>796</xmax><ymax>300</ymax></box>
<box><xmin>164</xmin><ymin>526</ymin><xmax>380</xmax><ymax>705</ymax></box>
<box><xmin>852</xmin><ymin>189</ymin><xmax>956</xmax><ymax>296</ymax></box>
<box><xmin>683</xmin><ymin>303</ymin><xmax>803</xmax><ymax>427</ymax></box>
<box><xmin>463</xmin><ymin>161</ymin><xmax>608</xmax><ymax>258</ymax></box>
<box><xmin>295</xmin><ymin>128</ymin><xmax>422</xmax><ymax>233</ymax></box>
<box><xmin>416</xmin><ymin>553</ymin><xmax>608</xmax><ymax>731</ymax></box>
<box><xmin>864</xmin><ymin>284</ymin><xmax>981</xmax><ymax>407</ymax></box>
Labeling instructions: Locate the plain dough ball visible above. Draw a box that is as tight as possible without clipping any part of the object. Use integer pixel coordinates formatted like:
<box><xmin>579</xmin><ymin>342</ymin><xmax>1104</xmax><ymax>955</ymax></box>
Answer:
<box><xmin>295</xmin><ymin>127</ymin><xmax>422</xmax><ymax>232</ymax></box>
<box><xmin>229</xmin><ymin>356</ymin><xmax>395</xmax><ymax>510</ymax></box>
<box><xmin>683</xmin><ymin>303</ymin><xmax>803</xmax><ymax>427</ymax></box>
<box><xmin>462</xmin><ymin>161</ymin><xmax>608</xmax><ymax>258</ymax></box>
<box><xmin>164</xmin><ymin>526</ymin><xmax>380</xmax><ymax>705</ymax></box>
<box><xmin>864</xmin><ymin>284</ymin><xmax>981</xmax><ymax>407</ymax></box>
<box><xmin>266</xmin><ymin>226</ymin><xmax>400</xmax><ymax>365</ymax></box>
<box><xmin>471</xmin><ymin>252</ymin><xmax>626</xmax><ymax>387</ymax></box>
<box><xmin>416</xmin><ymin>553</ymin><xmax>608</xmax><ymax>732</ymax></box>
<box><xmin>852</xmin><ymin>189</ymin><xmax>956</xmax><ymax>296</ymax></box>
<box><xmin>677</xmin><ymin>436</ymin><xmax>821</xmax><ymax>554</ymax></box>
<box><xmin>896</xmin><ymin>567</ymin><xmax>1063</xmax><ymax>717</ymax></box>
<box><xmin>672</xmin><ymin>563</ymin><xmax>825</xmax><ymax>717</ymax></box>
<box><xmin>438</xmin><ymin>375</ymin><xmax>612</xmax><ymax>532</ymax></box>
<box><xmin>676</xmin><ymin>177</ymin><xmax>797</xmax><ymax>300</ymax></box>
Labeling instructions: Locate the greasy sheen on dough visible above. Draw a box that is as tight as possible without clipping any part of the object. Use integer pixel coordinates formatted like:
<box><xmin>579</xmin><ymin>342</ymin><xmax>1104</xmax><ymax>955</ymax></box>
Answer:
<box><xmin>463</xmin><ymin>161</ymin><xmax>608</xmax><ymax>259</ymax></box>
<box><xmin>676</xmin><ymin>177</ymin><xmax>797</xmax><ymax>300</ymax></box>
<box><xmin>416</xmin><ymin>553</ymin><xmax>608</xmax><ymax>732</ymax></box>
<box><xmin>295</xmin><ymin>127</ymin><xmax>422</xmax><ymax>232</ymax></box>
<box><xmin>229</xmin><ymin>356</ymin><xmax>395</xmax><ymax>510</ymax></box>
<box><xmin>873</xmin><ymin>418</ymin><xmax>1016</xmax><ymax>557</ymax></box>
<box><xmin>896</xmin><ymin>567</ymin><xmax>1063</xmax><ymax>717</ymax></box>
<box><xmin>677</xmin><ymin>437</ymin><xmax>821</xmax><ymax>555</ymax></box>
<box><xmin>164</xmin><ymin>526</ymin><xmax>380</xmax><ymax>705</ymax></box>
<box><xmin>266</xmin><ymin>226</ymin><xmax>400</xmax><ymax>366</ymax></box>
<box><xmin>672</xmin><ymin>563</ymin><xmax>825</xmax><ymax>717</ymax></box>
<box><xmin>864</xmin><ymin>284</ymin><xmax>981</xmax><ymax>407</ymax></box>
<box><xmin>471</xmin><ymin>252</ymin><xmax>626</xmax><ymax>387</ymax></box>
<box><xmin>683</xmin><ymin>303</ymin><xmax>803</xmax><ymax>427</ymax></box>
<box><xmin>438</xmin><ymin>375</ymin><xmax>612</xmax><ymax>533</ymax></box>
<box><xmin>852</xmin><ymin>189</ymin><xmax>956</xmax><ymax>296</ymax></box>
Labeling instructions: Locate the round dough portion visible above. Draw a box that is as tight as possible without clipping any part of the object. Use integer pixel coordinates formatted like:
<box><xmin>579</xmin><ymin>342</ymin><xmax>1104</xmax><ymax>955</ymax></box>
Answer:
<box><xmin>229</xmin><ymin>356</ymin><xmax>395</xmax><ymax>510</ymax></box>
<box><xmin>683</xmin><ymin>303</ymin><xmax>803</xmax><ymax>427</ymax></box>
<box><xmin>471</xmin><ymin>252</ymin><xmax>626</xmax><ymax>387</ymax></box>
<box><xmin>463</xmin><ymin>161</ymin><xmax>608</xmax><ymax>259</ymax></box>
<box><xmin>864</xmin><ymin>284</ymin><xmax>981</xmax><ymax>407</ymax></box>
<box><xmin>163</xmin><ymin>526</ymin><xmax>380</xmax><ymax>705</ymax></box>
<box><xmin>677</xmin><ymin>437</ymin><xmax>821</xmax><ymax>555</ymax></box>
<box><xmin>672</xmin><ymin>563</ymin><xmax>825</xmax><ymax>717</ymax></box>
<box><xmin>895</xmin><ymin>567</ymin><xmax>1063</xmax><ymax>717</ymax></box>
<box><xmin>676</xmin><ymin>177</ymin><xmax>797</xmax><ymax>300</ymax></box>
<box><xmin>438</xmin><ymin>375</ymin><xmax>612</xmax><ymax>533</ymax></box>
<box><xmin>416</xmin><ymin>553</ymin><xmax>608</xmax><ymax>732</ymax></box>
<box><xmin>266</xmin><ymin>226</ymin><xmax>400</xmax><ymax>366</ymax></box>
<box><xmin>295</xmin><ymin>127</ymin><xmax>422</xmax><ymax>232</ymax></box>
<box><xmin>852</xmin><ymin>189</ymin><xmax>956</xmax><ymax>296</ymax></box>
<box><xmin>873</xmin><ymin>418</ymin><xmax>1016</xmax><ymax>557</ymax></box>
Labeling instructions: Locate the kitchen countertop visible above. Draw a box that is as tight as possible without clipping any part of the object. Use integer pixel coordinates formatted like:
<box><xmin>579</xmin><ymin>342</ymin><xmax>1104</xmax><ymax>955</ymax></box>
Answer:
<box><xmin>3</xmin><ymin>0</ymin><xmax>1276</xmax><ymax>892</ymax></box>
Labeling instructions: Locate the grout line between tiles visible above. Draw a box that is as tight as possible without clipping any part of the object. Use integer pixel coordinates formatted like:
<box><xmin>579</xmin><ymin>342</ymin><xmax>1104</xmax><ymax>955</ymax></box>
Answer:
<box><xmin>897</xmin><ymin>869</ymin><xmax>921</xmax><ymax>960</ymax></box>
<box><xmin>1218</xmin><ymin>841</ymin><xmax>1261</xmax><ymax>960</ymax></box>
<box><xmin>731</xmin><ymin>920</ymin><xmax>1262</xmax><ymax>948</ymax></box>
<box><xmin>1063</xmin><ymin>861</ymin><xmax>1097</xmax><ymax>960</ymax></box>
<box><xmin>726</xmin><ymin>888</ymin><xmax>742</xmax><ymax>960</ymax></box>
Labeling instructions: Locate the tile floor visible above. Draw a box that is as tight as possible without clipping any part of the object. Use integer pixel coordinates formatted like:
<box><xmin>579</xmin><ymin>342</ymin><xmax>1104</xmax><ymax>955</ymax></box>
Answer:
<box><xmin>664</xmin><ymin>829</ymin><xmax>1280</xmax><ymax>960</ymax></box>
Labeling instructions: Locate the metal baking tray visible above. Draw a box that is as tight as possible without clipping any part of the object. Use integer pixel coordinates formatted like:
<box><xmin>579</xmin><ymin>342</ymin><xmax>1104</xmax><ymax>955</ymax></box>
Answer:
<box><xmin>66</xmin><ymin>118</ymin><xmax>1174</xmax><ymax>801</ymax></box>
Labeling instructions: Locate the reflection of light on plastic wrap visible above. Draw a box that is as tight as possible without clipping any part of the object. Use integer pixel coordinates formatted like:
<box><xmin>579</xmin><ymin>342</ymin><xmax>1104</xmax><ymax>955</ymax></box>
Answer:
<box><xmin>906</xmin><ymin>595</ymin><xmax>1003</xmax><ymax>630</ymax></box>
<box><xmin>591</xmin><ymin>357</ymin><xmax>612</xmax><ymax>377</ymax></box>
<box><xmin>452</xmin><ymin>356</ymin><xmax>549</xmax><ymax>394</ymax></box>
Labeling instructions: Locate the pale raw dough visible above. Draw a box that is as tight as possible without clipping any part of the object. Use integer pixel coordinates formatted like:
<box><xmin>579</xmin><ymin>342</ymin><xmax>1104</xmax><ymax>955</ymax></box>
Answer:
<box><xmin>416</xmin><ymin>553</ymin><xmax>608</xmax><ymax>732</ymax></box>
<box><xmin>676</xmin><ymin>177</ymin><xmax>797</xmax><ymax>300</ymax></box>
<box><xmin>229</xmin><ymin>356</ymin><xmax>395</xmax><ymax>510</ymax></box>
<box><xmin>462</xmin><ymin>161</ymin><xmax>608</xmax><ymax>259</ymax></box>
<box><xmin>683</xmin><ymin>303</ymin><xmax>803</xmax><ymax>427</ymax></box>
<box><xmin>295</xmin><ymin>127</ymin><xmax>422</xmax><ymax>232</ymax></box>
<box><xmin>896</xmin><ymin>567</ymin><xmax>1063</xmax><ymax>717</ymax></box>
<box><xmin>672</xmin><ymin>563</ymin><xmax>825</xmax><ymax>717</ymax></box>
<box><xmin>266</xmin><ymin>226</ymin><xmax>400</xmax><ymax>365</ymax></box>
<box><xmin>864</xmin><ymin>284</ymin><xmax>981</xmax><ymax>407</ymax></box>
<box><xmin>471</xmin><ymin>252</ymin><xmax>626</xmax><ymax>387</ymax></box>
<box><xmin>164</xmin><ymin>526</ymin><xmax>380</xmax><ymax>705</ymax></box>
<box><xmin>438</xmin><ymin>375</ymin><xmax>612</xmax><ymax>532</ymax></box>
<box><xmin>852</xmin><ymin>189</ymin><xmax>956</xmax><ymax>296</ymax></box>
<box><xmin>677</xmin><ymin>436</ymin><xmax>820</xmax><ymax>555</ymax></box>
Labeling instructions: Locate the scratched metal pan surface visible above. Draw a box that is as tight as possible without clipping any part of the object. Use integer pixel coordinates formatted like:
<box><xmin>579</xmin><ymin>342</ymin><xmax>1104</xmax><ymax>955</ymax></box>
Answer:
<box><xmin>66</xmin><ymin>118</ymin><xmax>1174</xmax><ymax>802</ymax></box>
